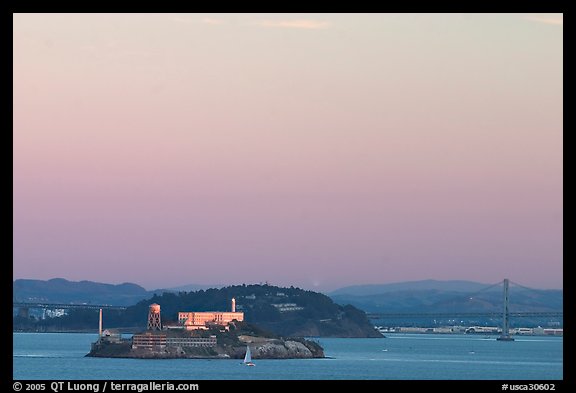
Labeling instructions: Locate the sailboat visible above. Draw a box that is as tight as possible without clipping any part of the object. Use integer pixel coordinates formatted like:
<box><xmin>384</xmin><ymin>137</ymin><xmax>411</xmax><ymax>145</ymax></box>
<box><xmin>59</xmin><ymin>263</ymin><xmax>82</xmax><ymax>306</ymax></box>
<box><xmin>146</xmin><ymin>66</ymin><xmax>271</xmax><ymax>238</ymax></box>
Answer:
<box><xmin>243</xmin><ymin>345</ymin><xmax>255</xmax><ymax>366</ymax></box>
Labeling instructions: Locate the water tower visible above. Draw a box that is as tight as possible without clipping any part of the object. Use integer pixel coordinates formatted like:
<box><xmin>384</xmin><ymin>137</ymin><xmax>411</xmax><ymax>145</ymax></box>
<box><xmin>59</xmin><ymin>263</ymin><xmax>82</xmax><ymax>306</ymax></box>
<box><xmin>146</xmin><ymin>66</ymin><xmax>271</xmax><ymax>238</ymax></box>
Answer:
<box><xmin>147</xmin><ymin>303</ymin><xmax>162</xmax><ymax>330</ymax></box>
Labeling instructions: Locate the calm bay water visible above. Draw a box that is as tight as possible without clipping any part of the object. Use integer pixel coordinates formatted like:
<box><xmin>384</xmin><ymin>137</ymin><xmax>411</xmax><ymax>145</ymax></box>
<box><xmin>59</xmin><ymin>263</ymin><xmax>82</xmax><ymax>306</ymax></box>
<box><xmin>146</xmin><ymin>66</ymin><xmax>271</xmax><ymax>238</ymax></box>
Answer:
<box><xmin>13</xmin><ymin>333</ymin><xmax>562</xmax><ymax>380</ymax></box>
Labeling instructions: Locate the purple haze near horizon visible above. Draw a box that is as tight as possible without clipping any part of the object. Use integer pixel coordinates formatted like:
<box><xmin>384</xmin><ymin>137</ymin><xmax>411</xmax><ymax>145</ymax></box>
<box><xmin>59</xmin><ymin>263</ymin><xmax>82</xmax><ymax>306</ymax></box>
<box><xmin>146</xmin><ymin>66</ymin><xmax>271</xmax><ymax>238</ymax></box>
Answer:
<box><xmin>13</xmin><ymin>14</ymin><xmax>563</xmax><ymax>291</ymax></box>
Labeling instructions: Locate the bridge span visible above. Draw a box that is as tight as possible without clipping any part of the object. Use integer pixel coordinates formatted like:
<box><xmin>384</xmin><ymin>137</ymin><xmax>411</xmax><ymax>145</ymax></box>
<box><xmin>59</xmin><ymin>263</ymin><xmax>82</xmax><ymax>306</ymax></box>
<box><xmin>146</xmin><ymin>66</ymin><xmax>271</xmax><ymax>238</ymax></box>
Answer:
<box><xmin>366</xmin><ymin>311</ymin><xmax>562</xmax><ymax>319</ymax></box>
<box><xmin>13</xmin><ymin>302</ymin><xmax>127</xmax><ymax>312</ymax></box>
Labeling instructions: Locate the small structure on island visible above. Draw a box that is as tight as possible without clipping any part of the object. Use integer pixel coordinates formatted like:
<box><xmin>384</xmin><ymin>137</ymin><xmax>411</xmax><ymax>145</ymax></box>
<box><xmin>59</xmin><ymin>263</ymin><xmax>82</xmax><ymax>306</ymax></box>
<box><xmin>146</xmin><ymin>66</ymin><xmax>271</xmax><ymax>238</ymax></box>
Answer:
<box><xmin>147</xmin><ymin>303</ymin><xmax>162</xmax><ymax>330</ymax></box>
<box><xmin>101</xmin><ymin>329</ymin><xmax>122</xmax><ymax>343</ymax></box>
<box><xmin>91</xmin><ymin>309</ymin><xmax>123</xmax><ymax>351</ymax></box>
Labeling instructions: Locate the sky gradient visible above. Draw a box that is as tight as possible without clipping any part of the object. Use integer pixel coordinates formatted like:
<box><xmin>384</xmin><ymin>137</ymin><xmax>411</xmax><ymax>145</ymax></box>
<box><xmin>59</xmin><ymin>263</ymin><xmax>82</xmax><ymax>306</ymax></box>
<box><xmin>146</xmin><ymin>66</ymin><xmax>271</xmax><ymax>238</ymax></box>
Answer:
<box><xmin>13</xmin><ymin>13</ymin><xmax>563</xmax><ymax>291</ymax></box>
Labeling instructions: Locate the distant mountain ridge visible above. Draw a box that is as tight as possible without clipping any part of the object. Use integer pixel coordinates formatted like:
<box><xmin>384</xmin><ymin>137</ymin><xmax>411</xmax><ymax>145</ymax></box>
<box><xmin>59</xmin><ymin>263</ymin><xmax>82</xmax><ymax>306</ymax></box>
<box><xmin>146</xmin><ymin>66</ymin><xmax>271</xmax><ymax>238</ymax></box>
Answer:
<box><xmin>13</xmin><ymin>278</ymin><xmax>218</xmax><ymax>306</ymax></box>
<box><xmin>328</xmin><ymin>280</ymin><xmax>563</xmax><ymax>314</ymax></box>
<box><xmin>13</xmin><ymin>278</ymin><xmax>150</xmax><ymax>306</ymax></box>
<box><xmin>13</xmin><ymin>278</ymin><xmax>563</xmax><ymax>316</ymax></box>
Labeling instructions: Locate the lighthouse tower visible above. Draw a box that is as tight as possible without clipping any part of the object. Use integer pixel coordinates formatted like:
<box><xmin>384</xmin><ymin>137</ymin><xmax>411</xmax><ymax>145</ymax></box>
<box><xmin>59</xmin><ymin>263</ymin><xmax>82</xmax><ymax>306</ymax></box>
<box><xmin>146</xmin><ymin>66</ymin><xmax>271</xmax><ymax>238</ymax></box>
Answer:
<box><xmin>147</xmin><ymin>303</ymin><xmax>162</xmax><ymax>330</ymax></box>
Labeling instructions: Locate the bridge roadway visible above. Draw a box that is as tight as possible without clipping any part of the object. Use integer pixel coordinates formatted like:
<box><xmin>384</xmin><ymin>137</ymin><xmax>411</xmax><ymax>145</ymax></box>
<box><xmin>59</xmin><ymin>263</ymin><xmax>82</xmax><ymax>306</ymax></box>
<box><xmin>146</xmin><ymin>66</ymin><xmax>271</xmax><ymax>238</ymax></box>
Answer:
<box><xmin>13</xmin><ymin>303</ymin><xmax>562</xmax><ymax>318</ymax></box>
<box><xmin>366</xmin><ymin>311</ymin><xmax>563</xmax><ymax>319</ymax></box>
<box><xmin>13</xmin><ymin>302</ymin><xmax>127</xmax><ymax>311</ymax></box>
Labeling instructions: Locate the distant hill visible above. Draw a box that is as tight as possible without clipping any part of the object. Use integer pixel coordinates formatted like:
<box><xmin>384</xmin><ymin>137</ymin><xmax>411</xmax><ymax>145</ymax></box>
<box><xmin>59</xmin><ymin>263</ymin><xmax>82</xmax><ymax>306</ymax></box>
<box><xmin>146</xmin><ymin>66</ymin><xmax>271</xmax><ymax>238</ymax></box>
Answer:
<box><xmin>13</xmin><ymin>278</ymin><xmax>220</xmax><ymax>307</ymax></box>
<box><xmin>13</xmin><ymin>278</ymin><xmax>150</xmax><ymax>306</ymax></box>
<box><xmin>329</xmin><ymin>280</ymin><xmax>563</xmax><ymax>315</ymax></box>
<box><xmin>131</xmin><ymin>285</ymin><xmax>381</xmax><ymax>337</ymax></box>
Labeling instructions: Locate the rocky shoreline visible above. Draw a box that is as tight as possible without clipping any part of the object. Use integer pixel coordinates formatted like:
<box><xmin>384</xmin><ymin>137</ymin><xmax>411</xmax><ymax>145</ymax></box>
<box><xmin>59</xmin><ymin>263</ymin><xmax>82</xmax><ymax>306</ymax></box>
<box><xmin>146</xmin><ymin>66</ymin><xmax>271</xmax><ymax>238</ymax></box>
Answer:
<box><xmin>86</xmin><ymin>334</ymin><xmax>324</xmax><ymax>360</ymax></box>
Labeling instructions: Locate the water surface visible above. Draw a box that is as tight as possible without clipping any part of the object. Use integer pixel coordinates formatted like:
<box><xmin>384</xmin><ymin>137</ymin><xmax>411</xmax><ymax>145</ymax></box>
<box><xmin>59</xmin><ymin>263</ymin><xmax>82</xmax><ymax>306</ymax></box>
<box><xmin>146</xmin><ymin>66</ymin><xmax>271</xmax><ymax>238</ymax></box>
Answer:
<box><xmin>13</xmin><ymin>333</ymin><xmax>562</xmax><ymax>380</ymax></box>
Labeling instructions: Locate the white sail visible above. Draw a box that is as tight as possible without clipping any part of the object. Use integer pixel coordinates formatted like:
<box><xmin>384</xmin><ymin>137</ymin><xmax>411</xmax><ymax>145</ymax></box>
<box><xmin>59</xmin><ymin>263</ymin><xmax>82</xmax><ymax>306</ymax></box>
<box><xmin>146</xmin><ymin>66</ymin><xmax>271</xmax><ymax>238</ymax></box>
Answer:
<box><xmin>243</xmin><ymin>345</ymin><xmax>252</xmax><ymax>363</ymax></box>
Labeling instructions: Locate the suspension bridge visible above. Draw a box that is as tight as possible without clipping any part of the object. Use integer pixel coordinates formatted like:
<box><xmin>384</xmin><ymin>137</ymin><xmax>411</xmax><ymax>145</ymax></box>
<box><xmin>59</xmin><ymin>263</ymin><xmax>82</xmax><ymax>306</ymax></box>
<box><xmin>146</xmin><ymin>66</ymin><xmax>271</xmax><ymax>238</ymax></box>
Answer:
<box><xmin>364</xmin><ymin>279</ymin><xmax>562</xmax><ymax>341</ymax></box>
<box><xmin>12</xmin><ymin>302</ymin><xmax>127</xmax><ymax>318</ymax></box>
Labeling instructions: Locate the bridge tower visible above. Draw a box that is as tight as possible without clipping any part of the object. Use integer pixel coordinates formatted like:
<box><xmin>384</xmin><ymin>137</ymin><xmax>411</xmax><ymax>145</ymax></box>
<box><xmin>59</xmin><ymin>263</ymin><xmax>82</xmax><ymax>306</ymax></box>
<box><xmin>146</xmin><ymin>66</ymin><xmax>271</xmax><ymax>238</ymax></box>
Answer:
<box><xmin>497</xmin><ymin>278</ymin><xmax>514</xmax><ymax>341</ymax></box>
<box><xmin>147</xmin><ymin>303</ymin><xmax>162</xmax><ymax>330</ymax></box>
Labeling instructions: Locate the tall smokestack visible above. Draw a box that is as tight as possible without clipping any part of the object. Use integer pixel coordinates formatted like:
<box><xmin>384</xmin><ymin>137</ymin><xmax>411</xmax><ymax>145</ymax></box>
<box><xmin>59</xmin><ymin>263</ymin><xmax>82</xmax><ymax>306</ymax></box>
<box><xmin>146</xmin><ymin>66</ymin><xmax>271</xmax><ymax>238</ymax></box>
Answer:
<box><xmin>231</xmin><ymin>298</ymin><xmax>236</xmax><ymax>313</ymax></box>
<box><xmin>99</xmin><ymin>309</ymin><xmax>103</xmax><ymax>337</ymax></box>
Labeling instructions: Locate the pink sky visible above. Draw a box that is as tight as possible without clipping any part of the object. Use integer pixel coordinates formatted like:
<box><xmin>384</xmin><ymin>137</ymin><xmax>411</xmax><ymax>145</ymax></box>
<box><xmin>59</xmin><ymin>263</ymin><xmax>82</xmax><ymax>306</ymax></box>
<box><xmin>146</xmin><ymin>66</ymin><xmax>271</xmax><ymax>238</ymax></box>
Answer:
<box><xmin>13</xmin><ymin>13</ymin><xmax>563</xmax><ymax>290</ymax></box>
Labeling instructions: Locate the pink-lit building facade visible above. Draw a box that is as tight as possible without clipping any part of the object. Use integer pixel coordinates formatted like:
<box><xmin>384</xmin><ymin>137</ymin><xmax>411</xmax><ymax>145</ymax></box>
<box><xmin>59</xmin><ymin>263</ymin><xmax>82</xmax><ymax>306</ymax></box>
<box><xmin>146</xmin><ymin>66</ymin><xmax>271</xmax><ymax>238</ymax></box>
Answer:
<box><xmin>177</xmin><ymin>298</ymin><xmax>244</xmax><ymax>330</ymax></box>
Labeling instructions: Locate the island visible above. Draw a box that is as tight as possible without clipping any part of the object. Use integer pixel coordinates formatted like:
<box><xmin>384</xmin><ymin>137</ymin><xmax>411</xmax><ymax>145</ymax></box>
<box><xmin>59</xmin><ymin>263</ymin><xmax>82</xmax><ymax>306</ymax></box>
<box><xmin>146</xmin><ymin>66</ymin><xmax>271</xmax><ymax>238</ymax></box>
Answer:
<box><xmin>87</xmin><ymin>302</ymin><xmax>324</xmax><ymax>359</ymax></box>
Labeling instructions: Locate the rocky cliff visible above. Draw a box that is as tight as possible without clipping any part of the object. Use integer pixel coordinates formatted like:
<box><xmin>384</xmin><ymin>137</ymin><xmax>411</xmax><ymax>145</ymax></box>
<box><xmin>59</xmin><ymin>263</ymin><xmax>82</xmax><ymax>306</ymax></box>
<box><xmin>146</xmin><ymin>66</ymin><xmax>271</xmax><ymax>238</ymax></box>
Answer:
<box><xmin>86</xmin><ymin>336</ymin><xmax>324</xmax><ymax>360</ymax></box>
